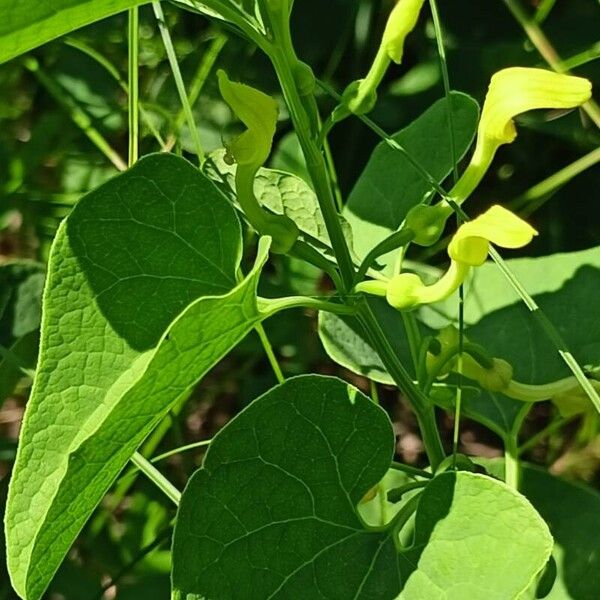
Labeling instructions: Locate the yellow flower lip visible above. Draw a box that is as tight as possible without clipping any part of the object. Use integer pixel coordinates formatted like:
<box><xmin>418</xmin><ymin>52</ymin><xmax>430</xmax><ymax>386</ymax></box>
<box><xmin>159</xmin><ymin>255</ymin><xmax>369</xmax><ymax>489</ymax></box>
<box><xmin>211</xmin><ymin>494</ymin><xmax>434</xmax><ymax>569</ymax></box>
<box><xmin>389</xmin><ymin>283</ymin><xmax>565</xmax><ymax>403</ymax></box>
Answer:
<box><xmin>217</xmin><ymin>69</ymin><xmax>278</xmax><ymax>167</ymax></box>
<box><xmin>360</xmin><ymin>206</ymin><xmax>537</xmax><ymax>311</ymax></box>
<box><xmin>448</xmin><ymin>205</ymin><xmax>538</xmax><ymax>266</ymax></box>
<box><xmin>478</xmin><ymin>67</ymin><xmax>592</xmax><ymax>148</ymax></box>
<box><xmin>446</xmin><ymin>67</ymin><xmax>592</xmax><ymax>207</ymax></box>
<box><xmin>382</xmin><ymin>0</ymin><xmax>426</xmax><ymax>64</ymax></box>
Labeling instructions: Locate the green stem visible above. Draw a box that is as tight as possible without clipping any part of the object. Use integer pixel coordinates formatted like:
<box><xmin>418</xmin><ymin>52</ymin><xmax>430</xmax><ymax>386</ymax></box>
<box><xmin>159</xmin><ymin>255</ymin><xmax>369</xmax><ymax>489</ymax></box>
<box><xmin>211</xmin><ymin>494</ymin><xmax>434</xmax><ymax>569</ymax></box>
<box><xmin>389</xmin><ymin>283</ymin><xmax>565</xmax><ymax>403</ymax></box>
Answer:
<box><xmin>354</xmin><ymin>228</ymin><xmax>415</xmax><ymax>285</ymax></box>
<box><xmin>487</xmin><ymin>246</ymin><xmax>600</xmax><ymax>414</ymax></box>
<box><xmin>94</xmin><ymin>526</ymin><xmax>172</xmax><ymax>600</ymax></box>
<box><xmin>290</xmin><ymin>240</ymin><xmax>344</xmax><ymax>291</ymax></box>
<box><xmin>131</xmin><ymin>452</ymin><xmax>181</xmax><ymax>505</ymax></box>
<box><xmin>23</xmin><ymin>57</ymin><xmax>127</xmax><ymax>171</ymax></box>
<box><xmin>0</xmin><ymin>343</ymin><xmax>35</xmax><ymax>379</ymax></box>
<box><xmin>128</xmin><ymin>7</ymin><xmax>139</xmax><ymax>166</ymax></box>
<box><xmin>390</xmin><ymin>461</ymin><xmax>434</xmax><ymax>480</ymax></box>
<box><xmin>391</xmin><ymin>492</ymin><xmax>422</xmax><ymax>550</ymax></box>
<box><xmin>65</xmin><ymin>37</ymin><xmax>167</xmax><ymax>148</ymax></box>
<box><xmin>504</xmin><ymin>438</ymin><xmax>520</xmax><ymax>489</ymax></box>
<box><xmin>401</xmin><ymin>312</ymin><xmax>421</xmax><ymax>371</ymax></box>
<box><xmin>90</xmin><ymin>398</ymin><xmax>187</xmax><ymax>536</ymax></box>
<box><xmin>323</xmin><ymin>137</ymin><xmax>344</xmax><ymax>212</ymax></box>
<box><xmin>387</xmin><ymin>480</ymin><xmax>429</xmax><ymax>504</ymax></box>
<box><xmin>369</xmin><ymin>381</ymin><xmax>388</xmax><ymax>526</ymax></box>
<box><xmin>174</xmin><ymin>32</ymin><xmax>228</xmax><ymax>132</ymax></box>
<box><xmin>428</xmin><ymin>0</ymin><xmax>458</xmax><ymax>182</ymax></box>
<box><xmin>255</xmin><ymin>323</ymin><xmax>285</xmax><ymax>384</ymax></box>
<box><xmin>259</xmin><ymin>296</ymin><xmax>356</xmax><ymax>317</ymax></box>
<box><xmin>534</xmin><ymin>0</ymin><xmax>557</xmax><ymax>23</ymax></box>
<box><xmin>424</xmin><ymin>342</ymin><xmax>494</xmax><ymax>393</ymax></box>
<box><xmin>504</xmin><ymin>376</ymin><xmax>589</xmax><ymax>403</ymax></box>
<box><xmin>153</xmin><ymin>2</ymin><xmax>205</xmax><ymax>163</ymax></box>
<box><xmin>518</xmin><ymin>415</ymin><xmax>576</xmax><ymax>456</ymax></box>
<box><xmin>357</xmin><ymin>300</ymin><xmax>445</xmax><ymax>469</ymax></box>
<box><xmin>271</xmin><ymin>53</ymin><xmax>355</xmax><ymax>291</ymax></box>
<box><xmin>151</xmin><ymin>439</ymin><xmax>212</xmax><ymax>463</ymax></box>
<box><xmin>560</xmin><ymin>43</ymin><xmax>600</xmax><ymax>71</ymax></box>
<box><xmin>511</xmin><ymin>147</ymin><xmax>600</xmax><ymax>215</ymax></box>
<box><xmin>317</xmin><ymin>79</ymin><xmax>449</xmax><ymax>201</ymax></box>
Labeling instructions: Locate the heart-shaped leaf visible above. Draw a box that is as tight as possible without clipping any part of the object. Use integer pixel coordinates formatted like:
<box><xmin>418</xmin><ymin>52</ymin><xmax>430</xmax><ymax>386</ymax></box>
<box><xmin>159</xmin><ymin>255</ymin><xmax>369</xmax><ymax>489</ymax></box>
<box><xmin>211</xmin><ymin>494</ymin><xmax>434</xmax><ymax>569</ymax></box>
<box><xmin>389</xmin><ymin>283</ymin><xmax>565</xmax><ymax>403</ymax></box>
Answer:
<box><xmin>172</xmin><ymin>375</ymin><xmax>400</xmax><ymax>599</ymax></box>
<box><xmin>172</xmin><ymin>375</ymin><xmax>553</xmax><ymax>599</ymax></box>
<box><xmin>6</xmin><ymin>154</ymin><xmax>274</xmax><ymax>600</ymax></box>
<box><xmin>399</xmin><ymin>471</ymin><xmax>553</xmax><ymax>599</ymax></box>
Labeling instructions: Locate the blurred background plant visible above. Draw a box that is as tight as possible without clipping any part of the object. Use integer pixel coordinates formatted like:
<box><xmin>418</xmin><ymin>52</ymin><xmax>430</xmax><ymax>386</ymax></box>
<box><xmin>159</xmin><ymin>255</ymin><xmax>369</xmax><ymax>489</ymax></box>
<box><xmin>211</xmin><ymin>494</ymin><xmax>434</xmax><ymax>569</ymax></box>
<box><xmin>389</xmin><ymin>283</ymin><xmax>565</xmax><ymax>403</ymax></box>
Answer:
<box><xmin>0</xmin><ymin>0</ymin><xmax>598</xmax><ymax>597</ymax></box>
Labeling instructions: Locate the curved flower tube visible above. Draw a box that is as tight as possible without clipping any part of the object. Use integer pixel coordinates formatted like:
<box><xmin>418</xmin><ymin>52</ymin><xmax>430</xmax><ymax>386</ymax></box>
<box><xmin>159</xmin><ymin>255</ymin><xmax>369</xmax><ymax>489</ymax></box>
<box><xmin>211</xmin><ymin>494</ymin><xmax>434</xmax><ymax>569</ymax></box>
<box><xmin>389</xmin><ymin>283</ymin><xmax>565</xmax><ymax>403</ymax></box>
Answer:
<box><xmin>446</xmin><ymin>67</ymin><xmax>592</xmax><ymax>209</ymax></box>
<box><xmin>218</xmin><ymin>70</ymin><xmax>299</xmax><ymax>253</ymax></box>
<box><xmin>335</xmin><ymin>0</ymin><xmax>426</xmax><ymax>118</ymax></box>
<box><xmin>383</xmin><ymin>0</ymin><xmax>427</xmax><ymax>63</ymax></box>
<box><xmin>425</xmin><ymin>327</ymin><xmax>600</xmax><ymax>423</ymax></box>
<box><xmin>357</xmin><ymin>205</ymin><xmax>537</xmax><ymax>310</ymax></box>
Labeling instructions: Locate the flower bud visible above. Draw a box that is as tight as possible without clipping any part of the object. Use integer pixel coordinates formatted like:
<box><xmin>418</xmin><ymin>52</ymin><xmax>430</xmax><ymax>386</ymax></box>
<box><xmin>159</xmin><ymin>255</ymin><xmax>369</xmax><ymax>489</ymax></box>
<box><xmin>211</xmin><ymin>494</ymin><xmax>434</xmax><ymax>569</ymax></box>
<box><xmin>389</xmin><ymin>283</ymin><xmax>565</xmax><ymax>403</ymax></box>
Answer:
<box><xmin>293</xmin><ymin>61</ymin><xmax>316</xmax><ymax>97</ymax></box>
<box><xmin>383</xmin><ymin>0</ymin><xmax>426</xmax><ymax>63</ymax></box>
<box><xmin>386</xmin><ymin>273</ymin><xmax>426</xmax><ymax>310</ymax></box>
<box><xmin>426</xmin><ymin>326</ymin><xmax>460</xmax><ymax>377</ymax></box>
<box><xmin>218</xmin><ymin>70</ymin><xmax>299</xmax><ymax>253</ymax></box>
<box><xmin>217</xmin><ymin>70</ymin><xmax>277</xmax><ymax>169</ymax></box>
<box><xmin>405</xmin><ymin>203</ymin><xmax>448</xmax><ymax>246</ymax></box>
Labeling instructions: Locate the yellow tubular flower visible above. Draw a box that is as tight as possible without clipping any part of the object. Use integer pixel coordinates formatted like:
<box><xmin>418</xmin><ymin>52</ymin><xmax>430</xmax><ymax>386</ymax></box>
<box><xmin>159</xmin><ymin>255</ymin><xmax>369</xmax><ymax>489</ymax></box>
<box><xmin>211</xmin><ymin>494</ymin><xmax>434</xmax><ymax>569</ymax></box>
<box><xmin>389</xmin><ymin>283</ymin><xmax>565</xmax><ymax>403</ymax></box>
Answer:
<box><xmin>447</xmin><ymin>205</ymin><xmax>538</xmax><ymax>266</ymax></box>
<box><xmin>383</xmin><ymin>0</ymin><xmax>426</xmax><ymax>63</ymax></box>
<box><xmin>218</xmin><ymin>70</ymin><xmax>299</xmax><ymax>253</ymax></box>
<box><xmin>380</xmin><ymin>205</ymin><xmax>537</xmax><ymax>310</ymax></box>
<box><xmin>338</xmin><ymin>0</ymin><xmax>426</xmax><ymax>117</ymax></box>
<box><xmin>448</xmin><ymin>67</ymin><xmax>592</xmax><ymax>206</ymax></box>
<box><xmin>217</xmin><ymin>70</ymin><xmax>278</xmax><ymax>169</ymax></box>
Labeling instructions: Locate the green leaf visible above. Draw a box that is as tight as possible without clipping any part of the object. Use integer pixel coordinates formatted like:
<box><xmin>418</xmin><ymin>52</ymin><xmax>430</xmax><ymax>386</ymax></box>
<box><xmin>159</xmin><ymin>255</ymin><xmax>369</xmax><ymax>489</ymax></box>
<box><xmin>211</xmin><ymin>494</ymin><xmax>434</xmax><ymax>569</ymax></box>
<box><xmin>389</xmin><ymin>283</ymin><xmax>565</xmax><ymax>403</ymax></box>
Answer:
<box><xmin>521</xmin><ymin>465</ymin><xmax>600</xmax><ymax>600</ymax></box>
<box><xmin>428</xmin><ymin>247</ymin><xmax>600</xmax><ymax>436</ymax></box>
<box><xmin>344</xmin><ymin>92</ymin><xmax>479</xmax><ymax>265</ymax></box>
<box><xmin>398</xmin><ymin>471</ymin><xmax>553</xmax><ymax>600</ymax></box>
<box><xmin>205</xmin><ymin>149</ymin><xmax>354</xmax><ymax>253</ymax></box>
<box><xmin>318</xmin><ymin>297</ymin><xmax>422</xmax><ymax>385</ymax></box>
<box><xmin>0</xmin><ymin>1</ymin><xmax>148</xmax><ymax>64</ymax></box>
<box><xmin>172</xmin><ymin>375</ymin><xmax>400</xmax><ymax>600</ymax></box>
<box><xmin>471</xmin><ymin>256</ymin><xmax>600</xmax><ymax>384</ymax></box>
<box><xmin>172</xmin><ymin>375</ymin><xmax>552</xmax><ymax>599</ymax></box>
<box><xmin>0</xmin><ymin>261</ymin><xmax>44</xmax><ymax>407</ymax></box>
<box><xmin>0</xmin><ymin>261</ymin><xmax>44</xmax><ymax>346</ymax></box>
<box><xmin>5</xmin><ymin>154</ymin><xmax>274</xmax><ymax>600</ymax></box>
<box><xmin>0</xmin><ymin>332</ymin><xmax>38</xmax><ymax>407</ymax></box>
<box><xmin>480</xmin><ymin>460</ymin><xmax>600</xmax><ymax>599</ymax></box>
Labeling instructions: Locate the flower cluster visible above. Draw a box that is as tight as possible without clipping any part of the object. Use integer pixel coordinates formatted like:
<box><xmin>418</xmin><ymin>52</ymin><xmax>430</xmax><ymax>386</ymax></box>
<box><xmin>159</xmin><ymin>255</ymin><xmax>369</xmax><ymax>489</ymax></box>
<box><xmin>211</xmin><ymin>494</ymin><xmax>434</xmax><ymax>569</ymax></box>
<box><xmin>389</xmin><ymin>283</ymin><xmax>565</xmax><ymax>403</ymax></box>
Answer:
<box><xmin>357</xmin><ymin>205</ymin><xmax>538</xmax><ymax>310</ymax></box>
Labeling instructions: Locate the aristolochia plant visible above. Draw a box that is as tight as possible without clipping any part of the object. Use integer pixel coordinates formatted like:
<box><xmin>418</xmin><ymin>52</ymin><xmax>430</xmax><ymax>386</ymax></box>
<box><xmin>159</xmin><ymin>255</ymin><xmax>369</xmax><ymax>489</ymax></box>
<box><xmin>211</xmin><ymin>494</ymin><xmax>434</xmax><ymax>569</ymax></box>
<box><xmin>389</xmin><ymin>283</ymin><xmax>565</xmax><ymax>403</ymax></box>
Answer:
<box><xmin>1</xmin><ymin>0</ymin><xmax>599</xmax><ymax>599</ymax></box>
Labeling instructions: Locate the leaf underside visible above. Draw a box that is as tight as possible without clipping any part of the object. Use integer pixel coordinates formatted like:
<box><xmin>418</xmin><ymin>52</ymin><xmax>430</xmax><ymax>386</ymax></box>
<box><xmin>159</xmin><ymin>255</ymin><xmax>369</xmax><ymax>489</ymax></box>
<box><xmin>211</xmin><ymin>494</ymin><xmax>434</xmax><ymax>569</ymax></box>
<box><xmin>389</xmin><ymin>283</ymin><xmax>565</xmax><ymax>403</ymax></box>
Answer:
<box><xmin>5</xmin><ymin>153</ymin><xmax>272</xmax><ymax>600</ymax></box>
